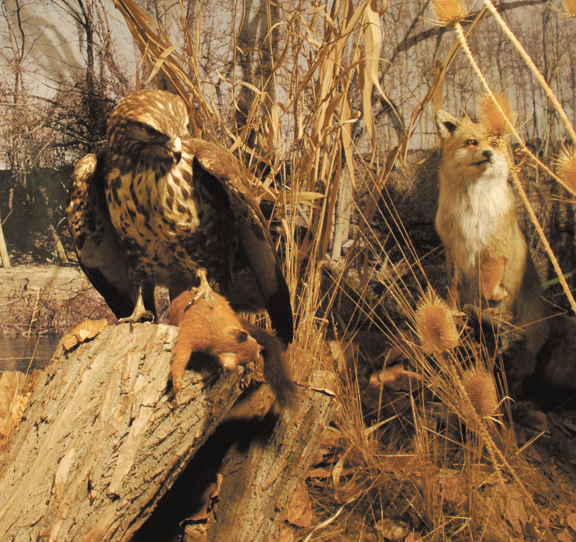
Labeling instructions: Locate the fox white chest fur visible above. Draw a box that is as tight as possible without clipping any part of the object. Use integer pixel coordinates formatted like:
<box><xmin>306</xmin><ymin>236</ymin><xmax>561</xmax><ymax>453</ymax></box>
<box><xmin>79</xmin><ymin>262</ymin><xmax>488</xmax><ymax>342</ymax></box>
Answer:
<box><xmin>439</xmin><ymin>158</ymin><xmax>513</xmax><ymax>275</ymax></box>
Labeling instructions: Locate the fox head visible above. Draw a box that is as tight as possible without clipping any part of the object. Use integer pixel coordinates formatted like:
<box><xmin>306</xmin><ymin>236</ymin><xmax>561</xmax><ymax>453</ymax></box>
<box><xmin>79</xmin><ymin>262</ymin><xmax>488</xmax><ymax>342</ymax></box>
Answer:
<box><xmin>436</xmin><ymin>110</ymin><xmax>509</xmax><ymax>183</ymax></box>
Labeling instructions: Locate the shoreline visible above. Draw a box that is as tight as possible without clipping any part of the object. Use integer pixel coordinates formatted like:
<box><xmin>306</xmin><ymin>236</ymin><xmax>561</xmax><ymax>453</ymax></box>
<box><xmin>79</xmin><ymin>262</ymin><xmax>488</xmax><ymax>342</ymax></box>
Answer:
<box><xmin>0</xmin><ymin>265</ymin><xmax>116</xmax><ymax>336</ymax></box>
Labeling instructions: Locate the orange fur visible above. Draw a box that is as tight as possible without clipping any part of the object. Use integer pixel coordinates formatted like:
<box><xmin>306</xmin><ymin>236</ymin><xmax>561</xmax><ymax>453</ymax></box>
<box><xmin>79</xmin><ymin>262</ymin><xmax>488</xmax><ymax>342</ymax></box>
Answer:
<box><xmin>479</xmin><ymin>256</ymin><xmax>508</xmax><ymax>302</ymax></box>
<box><xmin>170</xmin><ymin>289</ymin><xmax>262</xmax><ymax>395</ymax></box>
<box><xmin>435</xmin><ymin>110</ymin><xmax>550</xmax><ymax>389</ymax></box>
<box><xmin>170</xmin><ymin>289</ymin><xmax>296</xmax><ymax>407</ymax></box>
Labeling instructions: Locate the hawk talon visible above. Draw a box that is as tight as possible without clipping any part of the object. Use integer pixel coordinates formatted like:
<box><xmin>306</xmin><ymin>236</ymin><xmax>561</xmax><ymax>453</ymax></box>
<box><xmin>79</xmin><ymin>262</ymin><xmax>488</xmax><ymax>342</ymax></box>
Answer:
<box><xmin>118</xmin><ymin>311</ymin><xmax>155</xmax><ymax>324</ymax></box>
<box><xmin>193</xmin><ymin>269</ymin><xmax>213</xmax><ymax>301</ymax></box>
<box><xmin>183</xmin><ymin>269</ymin><xmax>215</xmax><ymax>312</ymax></box>
<box><xmin>118</xmin><ymin>286</ymin><xmax>155</xmax><ymax>325</ymax></box>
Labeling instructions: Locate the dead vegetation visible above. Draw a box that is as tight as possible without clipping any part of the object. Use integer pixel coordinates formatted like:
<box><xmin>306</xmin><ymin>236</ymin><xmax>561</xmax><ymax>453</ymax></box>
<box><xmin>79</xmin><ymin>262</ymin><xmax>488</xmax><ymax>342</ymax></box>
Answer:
<box><xmin>3</xmin><ymin>0</ymin><xmax>576</xmax><ymax>540</ymax></box>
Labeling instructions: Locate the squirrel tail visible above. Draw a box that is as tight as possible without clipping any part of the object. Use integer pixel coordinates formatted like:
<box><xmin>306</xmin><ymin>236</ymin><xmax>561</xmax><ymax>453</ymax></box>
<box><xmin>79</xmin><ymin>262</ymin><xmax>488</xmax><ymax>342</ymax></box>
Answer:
<box><xmin>242</xmin><ymin>322</ymin><xmax>296</xmax><ymax>408</ymax></box>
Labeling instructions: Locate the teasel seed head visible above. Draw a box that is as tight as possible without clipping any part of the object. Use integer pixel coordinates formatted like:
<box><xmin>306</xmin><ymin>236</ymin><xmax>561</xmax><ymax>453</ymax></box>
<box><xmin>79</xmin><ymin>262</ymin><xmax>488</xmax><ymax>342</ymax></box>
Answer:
<box><xmin>415</xmin><ymin>289</ymin><xmax>459</xmax><ymax>355</ymax></box>
<box><xmin>555</xmin><ymin>144</ymin><xmax>576</xmax><ymax>194</ymax></box>
<box><xmin>478</xmin><ymin>93</ymin><xmax>517</xmax><ymax>138</ymax></box>
<box><xmin>561</xmin><ymin>0</ymin><xmax>576</xmax><ymax>18</ymax></box>
<box><xmin>431</xmin><ymin>0</ymin><xmax>467</xmax><ymax>26</ymax></box>
<box><xmin>462</xmin><ymin>366</ymin><xmax>499</xmax><ymax>418</ymax></box>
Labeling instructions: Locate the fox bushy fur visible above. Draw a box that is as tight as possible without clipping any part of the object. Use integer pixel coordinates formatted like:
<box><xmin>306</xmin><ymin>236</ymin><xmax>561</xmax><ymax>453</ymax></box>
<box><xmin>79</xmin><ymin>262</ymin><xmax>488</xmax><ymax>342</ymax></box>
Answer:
<box><xmin>435</xmin><ymin>109</ymin><xmax>549</xmax><ymax>389</ymax></box>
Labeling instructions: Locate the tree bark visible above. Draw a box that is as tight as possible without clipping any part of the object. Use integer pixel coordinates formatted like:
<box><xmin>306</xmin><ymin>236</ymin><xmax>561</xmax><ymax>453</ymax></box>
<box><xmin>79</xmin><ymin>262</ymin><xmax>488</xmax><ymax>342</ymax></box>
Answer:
<box><xmin>206</xmin><ymin>371</ymin><xmax>336</xmax><ymax>542</ymax></box>
<box><xmin>0</xmin><ymin>323</ymin><xmax>250</xmax><ymax>541</ymax></box>
<box><xmin>0</xmin><ymin>322</ymin><xmax>336</xmax><ymax>542</ymax></box>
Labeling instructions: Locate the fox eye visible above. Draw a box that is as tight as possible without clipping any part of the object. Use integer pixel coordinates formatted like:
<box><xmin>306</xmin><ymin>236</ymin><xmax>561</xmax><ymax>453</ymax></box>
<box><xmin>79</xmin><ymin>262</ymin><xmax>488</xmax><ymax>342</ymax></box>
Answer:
<box><xmin>465</xmin><ymin>139</ymin><xmax>478</xmax><ymax>147</ymax></box>
<box><xmin>490</xmin><ymin>140</ymin><xmax>499</xmax><ymax>147</ymax></box>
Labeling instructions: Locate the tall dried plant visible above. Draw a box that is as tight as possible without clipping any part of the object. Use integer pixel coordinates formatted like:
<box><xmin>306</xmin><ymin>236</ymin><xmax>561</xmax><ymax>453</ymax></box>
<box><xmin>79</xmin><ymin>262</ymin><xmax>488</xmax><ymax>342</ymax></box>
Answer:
<box><xmin>110</xmin><ymin>0</ymin><xmax>569</xmax><ymax>538</ymax></box>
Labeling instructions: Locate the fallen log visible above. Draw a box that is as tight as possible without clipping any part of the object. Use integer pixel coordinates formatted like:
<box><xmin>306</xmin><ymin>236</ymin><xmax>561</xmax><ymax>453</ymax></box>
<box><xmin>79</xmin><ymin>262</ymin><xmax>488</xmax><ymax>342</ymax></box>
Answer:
<box><xmin>0</xmin><ymin>322</ymin><xmax>335</xmax><ymax>541</ymax></box>
<box><xmin>0</xmin><ymin>323</ymin><xmax>250</xmax><ymax>541</ymax></box>
<box><xmin>205</xmin><ymin>371</ymin><xmax>336</xmax><ymax>542</ymax></box>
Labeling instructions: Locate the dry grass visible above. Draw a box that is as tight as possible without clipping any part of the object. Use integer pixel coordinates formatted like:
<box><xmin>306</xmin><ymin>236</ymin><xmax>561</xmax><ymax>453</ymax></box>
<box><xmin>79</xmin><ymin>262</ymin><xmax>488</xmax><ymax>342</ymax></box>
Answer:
<box><xmin>111</xmin><ymin>0</ymin><xmax>576</xmax><ymax>539</ymax></box>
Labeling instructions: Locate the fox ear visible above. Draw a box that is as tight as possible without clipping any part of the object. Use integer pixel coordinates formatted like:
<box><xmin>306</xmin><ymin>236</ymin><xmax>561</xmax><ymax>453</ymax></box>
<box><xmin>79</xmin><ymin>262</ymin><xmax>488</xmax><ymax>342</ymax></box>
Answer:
<box><xmin>436</xmin><ymin>110</ymin><xmax>460</xmax><ymax>139</ymax></box>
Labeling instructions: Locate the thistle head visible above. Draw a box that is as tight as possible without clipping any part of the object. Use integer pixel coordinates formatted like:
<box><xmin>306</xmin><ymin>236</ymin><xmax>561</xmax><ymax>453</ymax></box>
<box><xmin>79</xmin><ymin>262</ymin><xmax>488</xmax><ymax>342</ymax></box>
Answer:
<box><xmin>431</xmin><ymin>0</ymin><xmax>468</xmax><ymax>26</ymax></box>
<box><xmin>415</xmin><ymin>289</ymin><xmax>459</xmax><ymax>355</ymax></box>
<box><xmin>462</xmin><ymin>366</ymin><xmax>499</xmax><ymax>418</ymax></box>
<box><xmin>477</xmin><ymin>93</ymin><xmax>516</xmax><ymax>138</ymax></box>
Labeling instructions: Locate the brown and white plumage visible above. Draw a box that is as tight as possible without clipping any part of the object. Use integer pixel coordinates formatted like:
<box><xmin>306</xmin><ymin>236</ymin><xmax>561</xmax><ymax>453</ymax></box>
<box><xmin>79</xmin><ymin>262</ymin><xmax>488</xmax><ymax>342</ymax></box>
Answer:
<box><xmin>67</xmin><ymin>89</ymin><xmax>293</xmax><ymax>344</ymax></box>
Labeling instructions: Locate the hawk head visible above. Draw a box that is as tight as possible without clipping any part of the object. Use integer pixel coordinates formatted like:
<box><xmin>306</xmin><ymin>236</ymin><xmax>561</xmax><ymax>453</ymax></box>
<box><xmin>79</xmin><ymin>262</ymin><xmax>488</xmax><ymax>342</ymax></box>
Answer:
<box><xmin>107</xmin><ymin>89</ymin><xmax>189</xmax><ymax>167</ymax></box>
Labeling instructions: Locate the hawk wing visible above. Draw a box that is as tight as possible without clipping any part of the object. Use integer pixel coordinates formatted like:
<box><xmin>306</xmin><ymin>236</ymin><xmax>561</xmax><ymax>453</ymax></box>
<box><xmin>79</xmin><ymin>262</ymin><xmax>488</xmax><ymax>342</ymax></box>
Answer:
<box><xmin>188</xmin><ymin>139</ymin><xmax>294</xmax><ymax>344</ymax></box>
<box><xmin>66</xmin><ymin>151</ymin><xmax>156</xmax><ymax>319</ymax></box>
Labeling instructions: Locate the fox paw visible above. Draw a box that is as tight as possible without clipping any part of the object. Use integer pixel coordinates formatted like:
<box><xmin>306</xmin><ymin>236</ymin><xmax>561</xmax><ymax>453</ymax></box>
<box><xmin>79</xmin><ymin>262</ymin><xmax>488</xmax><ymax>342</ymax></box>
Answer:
<box><xmin>488</xmin><ymin>284</ymin><xmax>509</xmax><ymax>303</ymax></box>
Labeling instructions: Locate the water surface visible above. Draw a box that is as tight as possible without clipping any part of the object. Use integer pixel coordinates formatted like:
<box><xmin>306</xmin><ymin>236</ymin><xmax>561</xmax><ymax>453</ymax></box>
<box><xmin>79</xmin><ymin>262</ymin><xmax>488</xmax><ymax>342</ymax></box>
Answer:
<box><xmin>0</xmin><ymin>335</ymin><xmax>61</xmax><ymax>372</ymax></box>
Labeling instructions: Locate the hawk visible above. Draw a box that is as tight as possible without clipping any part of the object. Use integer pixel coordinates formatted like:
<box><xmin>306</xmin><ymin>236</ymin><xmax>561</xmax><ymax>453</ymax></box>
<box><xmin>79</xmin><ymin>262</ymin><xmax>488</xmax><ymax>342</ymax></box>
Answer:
<box><xmin>67</xmin><ymin>89</ymin><xmax>293</xmax><ymax>345</ymax></box>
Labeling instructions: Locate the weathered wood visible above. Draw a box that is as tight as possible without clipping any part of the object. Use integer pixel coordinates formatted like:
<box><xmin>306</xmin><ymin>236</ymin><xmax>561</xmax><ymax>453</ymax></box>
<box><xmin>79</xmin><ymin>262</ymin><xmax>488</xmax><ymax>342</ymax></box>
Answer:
<box><xmin>0</xmin><ymin>323</ymin><xmax>250</xmax><ymax>542</ymax></box>
<box><xmin>206</xmin><ymin>371</ymin><xmax>336</xmax><ymax>542</ymax></box>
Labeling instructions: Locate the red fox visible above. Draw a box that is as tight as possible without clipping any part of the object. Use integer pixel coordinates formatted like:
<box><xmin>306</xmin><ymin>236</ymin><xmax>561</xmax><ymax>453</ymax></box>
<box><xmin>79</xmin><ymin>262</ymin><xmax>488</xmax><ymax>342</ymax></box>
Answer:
<box><xmin>435</xmin><ymin>109</ymin><xmax>549</xmax><ymax>389</ymax></box>
<box><xmin>169</xmin><ymin>285</ymin><xmax>295</xmax><ymax>407</ymax></box>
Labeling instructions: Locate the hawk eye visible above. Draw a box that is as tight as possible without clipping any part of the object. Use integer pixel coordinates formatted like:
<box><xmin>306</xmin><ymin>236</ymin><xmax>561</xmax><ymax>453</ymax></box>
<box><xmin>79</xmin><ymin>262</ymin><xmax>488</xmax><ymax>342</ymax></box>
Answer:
<box><xmin>137</xmin><ymin>122</ymin><xmax>162</xmax><ymax>138</ymax></box>
<box><xmin>465</xmin><ymin>139</ymin><xmax>478</xmax><ymax>147</ymax></box>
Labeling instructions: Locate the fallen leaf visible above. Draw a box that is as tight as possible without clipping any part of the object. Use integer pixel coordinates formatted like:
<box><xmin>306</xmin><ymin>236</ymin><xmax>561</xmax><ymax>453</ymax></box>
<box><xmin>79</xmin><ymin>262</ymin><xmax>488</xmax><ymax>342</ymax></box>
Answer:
<box><xmin>558</xmin><ymin>528</ymin><xmax>575</xmax><ymax>542</ymax></box>
<box><xmin>335</xmin><ymin>478</ymin><xmax>359</xmax><ymax>504</ymax></box>
<box><xmin>286</xmin><ymin>483</ymin><xmax>313</xmax><ymax>528</ymax></box>
<box><xmin>503</xmin><ymin>487</ymin><xmax>529</xmax><ymax>533</ymax></box>
<box><xmin>438</xmin><ymin>470</ymin><xmax>467</xmax><ymax>506</ymax></box>
<box><xmin>362</xmin><ymin>362</ymin><xmax>422</xmax><ymax>414</ymax></box>
<box><xmin>62</xmin><ymin>319</ymin><xmax>108</xmax><ymax>351</ymax></box>
<box><xmin>369</xmin><ymin>363</ymin><xmax>406</xmax><ymax>387</ymax></box>
<box><xmin>524</xmin><ymin>446</ymin><xmax>543</xmax><ymax>464</ymax></box>
<box><xmin>515</xmin><ymin>404</ymin><xmax>549</xmax><ymax>434</ymax></box>
<box><xmin>560</xmin><ymin>418</ymin><xmax>576</xmax><ymax>434</ymax></box>
<box><xmin>524</xmin><ymin>517</ymin><xmax>544</xmax><ymax>540</ymax></box>
<box><xmin>277</xmin><ymin>526</ymin><xmax>295</xmax><ymax>542</ymax></box>
<box><xmin>369</xmin><ymin>364</ymin><xmax>421</xmax><ymax>392</ymax></box>
<box><xmin>320</xmin><ymin>427</ymin><xmax>343</xmax><ymax>448</ymax></box>
<box><xmin>377</xmin><ymin>344</ymin><xmax>407</xmax><ymax>365</ymax></box>
<box><xmin>380</xmin><ymin>454</ymin><xmax>415</xmax><ymax>474</ymax></box>
<box><xmin>375</xmin><ymin>518</ymin><xmax>411</xmax><ymax>540</ymax></box>
<box><xmin>310</xmin><ymin>430</ymin><xmax>342</xmax><ymax>467</ymax></box>
<box><xmin>329</xmin><ymin>340</ymin><xmax>358</xmax><ymax>374</ymax></box>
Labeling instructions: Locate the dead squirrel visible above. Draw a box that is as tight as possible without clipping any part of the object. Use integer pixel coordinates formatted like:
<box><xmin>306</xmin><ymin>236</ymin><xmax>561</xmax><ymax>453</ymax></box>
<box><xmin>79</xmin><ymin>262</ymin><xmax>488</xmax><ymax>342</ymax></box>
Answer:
<box><xmin>169</xmin><ymin>285</ymin><xmax>295</xmax><ymax>408</ymax></box>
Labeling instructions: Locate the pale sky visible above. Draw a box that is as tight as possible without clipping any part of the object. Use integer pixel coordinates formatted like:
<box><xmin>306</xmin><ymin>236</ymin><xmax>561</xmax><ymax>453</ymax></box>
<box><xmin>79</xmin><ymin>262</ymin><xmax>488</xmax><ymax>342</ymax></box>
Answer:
<box><xmin>0</xmin><ymin>0</ymin><xmax>139</xmax><ymax>98</ymax></box>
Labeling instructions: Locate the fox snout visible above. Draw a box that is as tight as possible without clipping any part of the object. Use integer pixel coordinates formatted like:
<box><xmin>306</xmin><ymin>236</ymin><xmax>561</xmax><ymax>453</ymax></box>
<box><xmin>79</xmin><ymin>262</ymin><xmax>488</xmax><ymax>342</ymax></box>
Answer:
<box><xmin>472</xmin><ymin>148</ymin><xmax>495</xmax><ymax>166</ymax></box>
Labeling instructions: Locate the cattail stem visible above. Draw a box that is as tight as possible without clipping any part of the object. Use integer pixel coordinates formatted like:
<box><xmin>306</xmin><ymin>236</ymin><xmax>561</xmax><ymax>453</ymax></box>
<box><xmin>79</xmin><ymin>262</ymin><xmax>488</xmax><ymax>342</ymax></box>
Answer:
<box><xmin>482</xmin><ymin>0</ymin><xmax>576</xmax><ymax>144</ymax></box>
<box><xmin>453</xmin><ymin>22</ymin><xmax>576</xmax><ymax>315</ymax></box>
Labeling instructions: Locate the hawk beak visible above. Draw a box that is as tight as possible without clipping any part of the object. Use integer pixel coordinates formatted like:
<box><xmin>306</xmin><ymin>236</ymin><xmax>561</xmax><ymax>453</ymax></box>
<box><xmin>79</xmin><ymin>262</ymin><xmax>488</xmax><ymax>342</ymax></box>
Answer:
<box><xmin>171</xmin><ymin>137</ymin><xmax>182</xmax><ymax>164</ymax></box>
